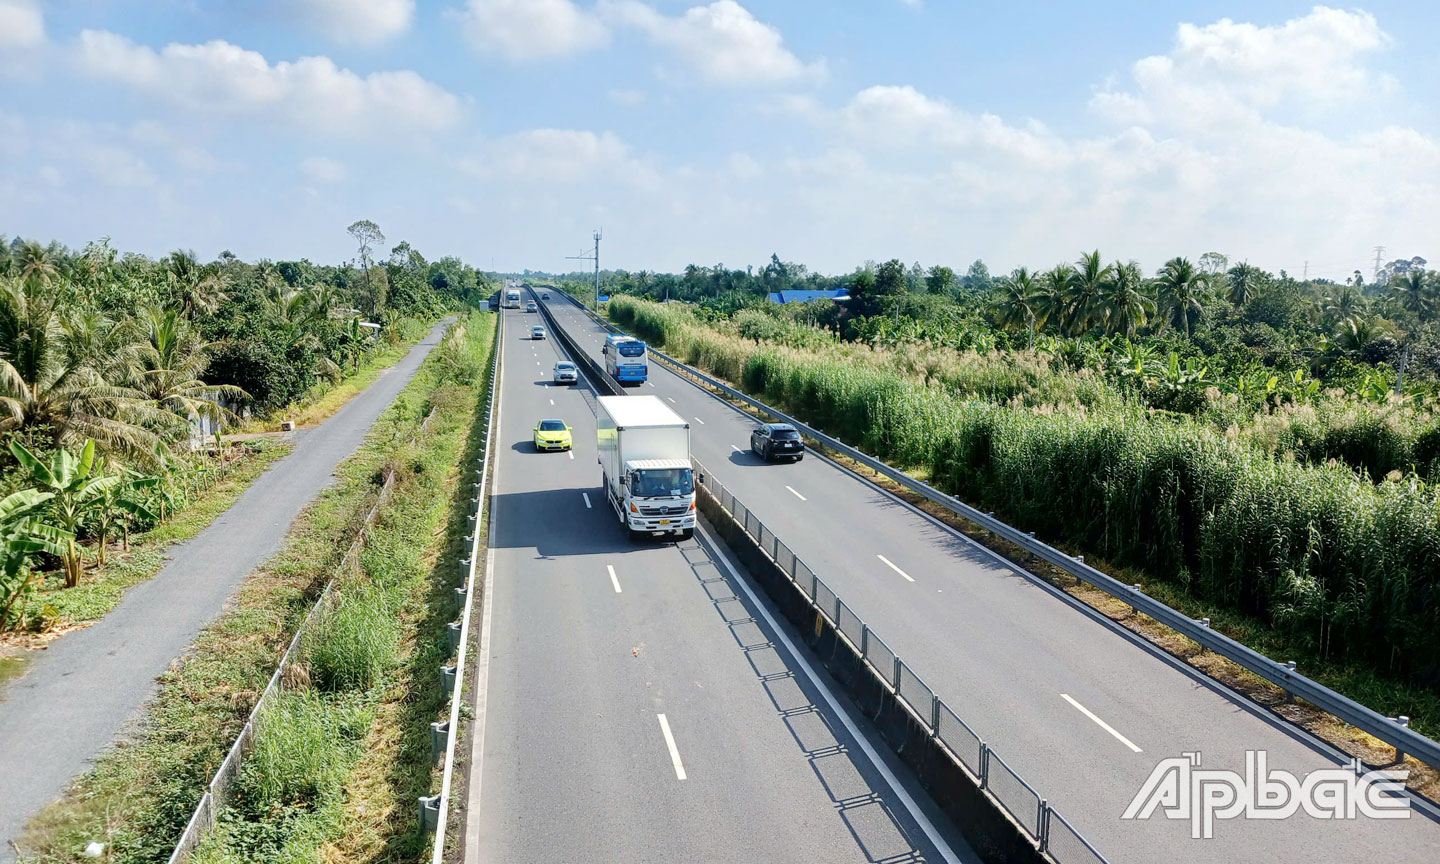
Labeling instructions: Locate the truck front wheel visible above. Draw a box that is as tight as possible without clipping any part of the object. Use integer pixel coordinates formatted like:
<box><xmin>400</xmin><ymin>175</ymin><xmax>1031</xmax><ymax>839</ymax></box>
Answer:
<box><xmin>678</xmin><ymin>528</ymin><xmax>694</xmax><ymax>541</ymax></box>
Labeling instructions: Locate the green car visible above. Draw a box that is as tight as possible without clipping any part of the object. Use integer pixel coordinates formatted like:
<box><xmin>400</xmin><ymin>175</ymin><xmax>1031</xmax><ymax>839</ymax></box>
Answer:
<box><xmin>533</xmin><ymin>419</ymin><xmax>572</xmax><ymax>451</ymax></box>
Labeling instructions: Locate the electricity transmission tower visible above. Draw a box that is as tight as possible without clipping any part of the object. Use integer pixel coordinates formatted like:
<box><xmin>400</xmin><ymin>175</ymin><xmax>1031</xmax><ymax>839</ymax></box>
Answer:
<box><xmin>566</xmin><ymin>230</ymin><xmax>603</xmax><ymax>308</ymax></box>
<box><xmin>1373</xmin><ymin>245</ymin><xmax>1386</xmax><ymax>282</ymax></box>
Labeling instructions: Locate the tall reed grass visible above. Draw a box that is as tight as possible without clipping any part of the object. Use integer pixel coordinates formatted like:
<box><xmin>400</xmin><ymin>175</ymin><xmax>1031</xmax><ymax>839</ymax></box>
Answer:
<box><xmin>609</xmin><ymin>295</ymin><xmax>1440</xmax><ymax>681</ymax></box>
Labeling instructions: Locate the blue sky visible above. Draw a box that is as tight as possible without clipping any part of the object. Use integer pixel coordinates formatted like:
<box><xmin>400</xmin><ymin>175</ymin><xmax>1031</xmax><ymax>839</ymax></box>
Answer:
<box><xmin>1</xmin><ymin>1</ymin><xmax>1436</xmax><ymax>280</ymax></box>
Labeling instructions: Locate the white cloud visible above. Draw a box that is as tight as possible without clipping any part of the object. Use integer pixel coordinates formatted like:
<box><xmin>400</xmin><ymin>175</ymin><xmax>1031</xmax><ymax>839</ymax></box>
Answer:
<box><xmin>294</xmin><ymin>0</ymin><xmax>415</xmax><ymax>45</ymax></box>
<box><xmin>73</xmin><ymin>30</ymin><xmax>462</xmax><ymax>132</ymax></box>
<box><xmin>456</xmin><ymin>0</ymin><xmax>609</xmax><ymax>62</ymax></box>
<box><xmin>602</xmin><ymin>0</ymin><xmax>824</xmax><ymax>86</ymax></box>
<box><xmin>0</xmin><ymin>0</ymin><xmax>43</xmax><ymax>47</ymax></box>
<box><xmin>1090</xmin><ymin>6</ymin><xmax>1392</xmax><ymax>129</ymax></box>
<box><xmin>301</xmin><ymin>156</ymin><xmax>348</xmax><ymax>183</ymax></box>
<box><xmin>607</xmin><ymin>88</ymin><xmax>645</xmax><ymax>105</ymax></box>
<box><xmin>460</xmin><ymin>128</ymin><xmax>658</xmax><ymax>188</ymax></box>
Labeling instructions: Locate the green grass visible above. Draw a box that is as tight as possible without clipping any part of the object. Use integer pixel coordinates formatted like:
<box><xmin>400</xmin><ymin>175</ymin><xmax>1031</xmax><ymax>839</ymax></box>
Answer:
<box><xmin>16</xmin><ymin>312</ymin><xmax>492</xmax><ymax>864</ymax></box>
<box><xmin>193</xmin><ymin>311</ymin><xmax>496</xmax><ymax>863</ymax></box>
<box><xmin>11</xmin><ymin>439</ymin><xmax>291</xmax><ymax>635</ymax></box>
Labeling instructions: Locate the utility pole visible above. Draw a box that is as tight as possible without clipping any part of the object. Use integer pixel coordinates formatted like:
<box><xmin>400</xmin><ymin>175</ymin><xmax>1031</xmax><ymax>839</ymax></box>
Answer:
<box><xmin>565</xmin><ymin>229</ymin><xmax>603</xmax><ymax>309</ymax></box>
<box><xmin>1373</xmin><ymin>245</ymin><xmax>1386</xmax><ymax>282</ymax></box>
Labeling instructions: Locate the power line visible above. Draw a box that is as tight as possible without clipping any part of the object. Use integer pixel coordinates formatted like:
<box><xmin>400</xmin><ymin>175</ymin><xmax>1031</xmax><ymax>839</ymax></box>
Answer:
<box><xmin>565</xmin><ymin>229</ymin><xmax>603</xmax><ymax>308</ymax></box>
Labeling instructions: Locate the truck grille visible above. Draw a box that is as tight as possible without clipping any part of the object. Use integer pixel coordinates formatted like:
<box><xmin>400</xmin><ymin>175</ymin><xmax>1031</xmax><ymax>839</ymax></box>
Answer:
<box><xmin>638</xmin><ymin>505</ymin><xmax>689</xmax><ymax>517</ymax></box>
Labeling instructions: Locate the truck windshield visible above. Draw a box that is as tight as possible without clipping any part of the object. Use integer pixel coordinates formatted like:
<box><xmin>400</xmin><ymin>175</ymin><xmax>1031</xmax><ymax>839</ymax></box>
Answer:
<box><xmin>633</xmin><ymin>468</ymin><xmax>693</xmax><ymax>497</ymax></box>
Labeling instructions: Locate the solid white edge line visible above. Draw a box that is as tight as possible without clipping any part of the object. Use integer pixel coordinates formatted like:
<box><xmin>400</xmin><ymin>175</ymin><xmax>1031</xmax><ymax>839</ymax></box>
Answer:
<box><xmin>656</xmin><ymin>713</ymin><xmax>687</xmax><ymax>780</ymax></box>
<box><xmin>582</xmin><ymin>492</ymin><xmax>592</xmax><ymax>509</ymax></box>
<box><xmin>462</xmin><ymin>317</ymin><xmax>505</xmax><ymax>864</ymax></box>
<box><xmin>607</xmin><ymin>564</ymin><xmax>622</xmax><ymax>593</ymax></box>
<box><xmin>1061</xmin><ymin>694</ymin><xmax>1142</xmax><ymax>753</ymax></box>
<box><xmin>698</xmin><ymin>522</ymin><xmax>963</xmax><ymax>864</ymax></box>
<box><xmin>877</xmin><ymin>554</ymin><xmax>915</xmax><ymax>582</ymax></box>
<box><xmin>785</xmin><ymin>485</ymin><xmax>807</xmax><ymax>502</ymax></box>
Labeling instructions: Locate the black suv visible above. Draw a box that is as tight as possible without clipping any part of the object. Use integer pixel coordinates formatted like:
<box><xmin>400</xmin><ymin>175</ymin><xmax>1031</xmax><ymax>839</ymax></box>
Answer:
<box><xmin>750</xmin><ymin>423</ymin><xmax>804</xmax><ymax>462</ymax></box>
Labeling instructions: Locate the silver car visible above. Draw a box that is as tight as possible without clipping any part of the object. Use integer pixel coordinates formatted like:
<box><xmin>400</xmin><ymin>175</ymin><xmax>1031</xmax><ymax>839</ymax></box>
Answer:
<box><xmin>553</xmin><ymin>361</ymin><xmax>578</xmax><ymax>384</ymax></box>
<box><xmin>531</xmin><ymin>325</ymin><xmax>546</xmax><ymax>340</ymax></box>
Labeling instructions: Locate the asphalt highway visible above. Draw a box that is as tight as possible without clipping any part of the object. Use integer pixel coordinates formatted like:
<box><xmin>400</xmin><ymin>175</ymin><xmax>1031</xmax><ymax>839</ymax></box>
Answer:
<box><xmin>463</xmin><ymin>307</ymin><xmax>973</xmax><ymax>864</ymax></box>
<box><xmin>537</xmin><ymin>291</ymin><xmax>1440</xmax><ymax>864</ymax></box>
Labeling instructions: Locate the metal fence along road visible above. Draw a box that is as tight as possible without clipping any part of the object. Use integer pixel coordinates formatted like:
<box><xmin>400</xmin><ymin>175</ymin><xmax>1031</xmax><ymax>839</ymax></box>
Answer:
<box><xmin>547</xmin><ymin>287</ymin><xmax>1440</xmax><ymax>776</ymax></box>
<box><xmin>694</xmin><ymin>459</ymin><xmax>1110</xmax><ymax>864</ymax></box>
<box><xmin>425</xmin><ymin>312</ymin><xmax>502</xmax><ymax>861</ymax></box>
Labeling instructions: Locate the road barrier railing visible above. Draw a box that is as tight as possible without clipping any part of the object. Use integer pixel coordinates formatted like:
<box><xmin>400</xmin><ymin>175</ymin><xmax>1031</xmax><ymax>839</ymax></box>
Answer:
<box><xmin>424</xmin><ymin>311</ymin><xmax>503</xmax><ymax>861</ymax></box>
<box><xmin>694</xmin><ymin>459</ymin><xmax>1107</xmax><ymax>864</ymax></box>
<box><xmin>546</xmin><ymin>286</ymin><xmax>1440</xmax><ymax>776</ymax></box>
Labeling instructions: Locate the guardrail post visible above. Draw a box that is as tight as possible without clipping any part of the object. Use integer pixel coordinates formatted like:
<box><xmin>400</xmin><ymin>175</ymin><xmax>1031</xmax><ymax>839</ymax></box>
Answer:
<box><xmin>1396</xmin><ymin>716</ymin><xmax>1410</xmax><ymax>764</ymax></box>
<box><xmin>429</xmin><ymin>720</ymin><xmax>450</xmax><ymax>761</ymax></box>
<box><xmin>860</xmin><ymin>624</ymin><xmax>868</xmax><ymax>658</ymax></box>
<box><xmin>1282</xmin><ymin>660</ymin><xmax>1297</xmax><ymax>702</ymax></box>
<box><xmin>447</xmin><ymin>621</ymin><xmax>462</xmax><ymax>652</ymax></box>
<box><xmin>453</xmin><ymin>586</ymin><xmax>468</xmax><ymax>611</ymax></box>
<box><xmin>1026</xmin><ymin>532</ymin><xmax>1036</xmax><ymax>565</ymax></box>
<box><xmin>891</xmin><ymin>656</ymin><xmax>901</xmax><ymax>689</ymax></box>
<box><xmin>1198</xmin><ymin>618</ymin><xmax>1210</xmax><ymax>653</ymax></box>
<box><xmin>930</xmin><ymin>694</ymin><xmax>940</xmax><ymax>734</ymax></box>
<box><xmin>1038</xmin><ymin>800</ymin><xmax>1049</xmax><ymax>852</ymax></box>
<box><xmin>1130</xmin><ymin>583</ymin><xmax>1142</xmax><ymax>616</ymax></box>
<box><xmin>979</xmin><ymin>743</ymin><xmax>990</xmax><ymax>789</ymax></box>
<box><xmin>418</xmin><ymin>794</ymin><xmax>441</xmax><ymax>831</ymax></box>
<box><xmin>440</xmin><ymin>664</ymin><xmax>456</xmax><ymax>694</ymax></box>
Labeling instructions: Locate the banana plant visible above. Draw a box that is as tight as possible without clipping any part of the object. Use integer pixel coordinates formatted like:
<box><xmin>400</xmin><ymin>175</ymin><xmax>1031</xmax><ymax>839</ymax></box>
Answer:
<box><xmin>8</xmin><ymin>439</ymin><xmax>120</xmax><ymax>588</ymax></box>
<box><xmin>89</xmin><ymin>458</ymin><xmax>159</xmax><ymax>563</ymax></box>
<box><xmin>0</xmin><ymin>489</ymin><xmax>72</xmax><ymax>630</ymax></box>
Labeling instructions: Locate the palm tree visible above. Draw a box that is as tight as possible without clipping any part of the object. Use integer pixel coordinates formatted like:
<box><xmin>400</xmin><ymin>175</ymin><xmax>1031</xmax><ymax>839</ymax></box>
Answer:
<box><xmin>1032</xmin><ymin>264</ymin><xmax>1073</xmax><ymax>333</ymax></box>
<box><xmin>13</xmin><ymin>241</ymin><xmax>59</xmax><ymax>288</ymax></box>
<box><xmin>128</xmin><ymin>307</ymin><xmax>248</xmax><ymax>436</ymax></box>
<box><xmin>1225</xmin><ymin>263</ymin><xmax>1261</xmax><ymax>308</ymax></box>
<box><xmin>993</xmin><ymin>268</ymin><xmax>1038</xmax><ymax>349</ymax></box>
<box><xmin>0</xmin><ymin>277</ymin><xmax>161</xmax><ymax>454</ymax></box>
<box><xmin>1334</xmin><ymin>316</ymin><xmax>1386</xmax><ymax>354</ymax></box>
<box><xmin>1388</xmin><ymin>271</ymin><xmax>1434</xmax><ymax>321</ymax></box>
<box><xmin>1102</xmin><ymin>261</ymin><xmax>1154</xmax><ymax>339</ymax></box>
<box><xmin>1323</xmin><ymin>287</ymin><xmax>1366</xmax><ymax>324</ymax></box>
<box><xmin>165</xmin><ymin>250</ymin><xmax>227</xmax><ymax>319</ymax></box>
<box><xmin>1065</xmin><ymin>251</ymin><xmax>1111</xmax><ymax>335</ymax></box>
<box><xmin>1155</xmin><ymin>257</ymin><xmax>1208</xmax><ymax>338</ymax></box>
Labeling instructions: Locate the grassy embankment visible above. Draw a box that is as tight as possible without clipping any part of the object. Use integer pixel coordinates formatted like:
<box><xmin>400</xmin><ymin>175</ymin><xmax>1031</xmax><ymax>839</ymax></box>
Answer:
<box><xmin>605</xmin><ymin>294</ymin><xmax>1440</xmax><ymax>779</ymax></box>
<box><xmin>19</xmin><ymin>311</ymin><xmax>495</xmax><ymax>864</ymax></box>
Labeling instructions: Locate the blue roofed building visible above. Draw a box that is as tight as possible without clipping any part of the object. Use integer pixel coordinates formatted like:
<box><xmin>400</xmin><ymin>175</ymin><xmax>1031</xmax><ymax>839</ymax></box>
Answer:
<box><xmin>766</xmin><ymin>289</ymin><xmax>850</xmax><ymax>304</ymax></box>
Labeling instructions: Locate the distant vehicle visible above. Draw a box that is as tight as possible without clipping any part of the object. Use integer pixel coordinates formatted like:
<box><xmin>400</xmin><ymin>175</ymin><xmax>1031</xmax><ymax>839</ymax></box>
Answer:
<box><xmin>542</xmin><ymin>292</ymin><xmax>551</xmax><ymax>300</ymax></box>
<box><xmin>751</xmin><ymin>423</ymin><xmax>804</xmax><ymax>462</ymax></box>
<box><xmin>597</xmin><ymin>395</ymin><xmax>694</xmax><ymax>540</ymax></box>
<box><xmin>533</xmin><ymin>419</ymin><xmax>573</xmax><ymax>451</ymax></box>
<box><xmin>602</xmin><ymin>334</ymin><xmax>648</xmax><ymax>385</ymax></box>
<box><xmin>553</xmin><ymin>361</ymin><xmax>578</xmax><ymax>385</ymax></box>
<box><xmin>504</xmin><ymin>289</ymin><xmax>521</xmax><ymax>309</ymax></box>
<box><xmin>531</xmin><ymin>325</ymin><xmax>546</xmax><ymax>340</ymax></box>
<box><xmin>526</xmin><ymin>301</ymin><xmax>537</xmax><ymax>313</ymax></box>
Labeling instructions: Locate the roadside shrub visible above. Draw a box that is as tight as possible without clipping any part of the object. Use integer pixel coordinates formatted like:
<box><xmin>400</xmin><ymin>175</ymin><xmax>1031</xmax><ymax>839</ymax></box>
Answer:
<box><xmin>241</xmin><ymin>689</ymin><xmax>366</xmax><ymax>808</ymax></box>
<box><xmin>301</xmin><ymin>584</ymin><xmax>400</xmax><ymax>692</ymax></box>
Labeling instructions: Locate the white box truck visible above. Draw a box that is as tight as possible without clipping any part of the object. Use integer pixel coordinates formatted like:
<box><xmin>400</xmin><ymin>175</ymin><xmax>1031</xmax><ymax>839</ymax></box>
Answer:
<box><xmin>596</xmin><ymin>395</ymin><xmax>696</xmax><ymax>540</ymax></box>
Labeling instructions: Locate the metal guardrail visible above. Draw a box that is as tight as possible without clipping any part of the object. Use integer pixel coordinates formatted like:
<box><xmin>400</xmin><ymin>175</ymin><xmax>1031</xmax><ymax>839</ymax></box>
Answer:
<box><xmin>423</xmin><ymin>311</ymin><xmax>503</xmax><ymax>859</ymax></box>
<box><xmin>546</xmin><ymin>287</ymin><xmax>1440</xmax><ymax>775</ymax></box>
<box><xmin>695</xmin><ymin>460</ymin><xmax>1107</xmax><ymax>863</ymax></box>
<box><xmin>532</xmin><ymin>291</ymin><xmax>623</xmax><ymax>398</ymax></box>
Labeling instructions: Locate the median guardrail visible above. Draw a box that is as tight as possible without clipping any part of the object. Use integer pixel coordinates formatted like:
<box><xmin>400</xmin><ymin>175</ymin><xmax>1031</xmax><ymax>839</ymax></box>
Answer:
<box><xmin>695</xmin><ymin>459</ymin><xmax>1105</xmax><ymax>863</ymax></box>
<box><xmin>422</xmin><ymin>311</ymin><xmax>503</xmax><ymax>860</ymax></box>
<box><xmin>545</xmin><ymin>286</ymin><xmax>1440</xmax><ymax>777</ymax></box>
<box><xmin>532</xmin><ymin>292</ymin><xmax>623</xmax><ymax>398</ymax></box>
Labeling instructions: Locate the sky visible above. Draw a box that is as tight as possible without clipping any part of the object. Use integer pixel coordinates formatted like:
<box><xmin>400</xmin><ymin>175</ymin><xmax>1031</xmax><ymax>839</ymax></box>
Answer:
<box><xmin>0</xmin><ymin>1</ymin><xmax>1437</xmax><ymax>281</ymax></box>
